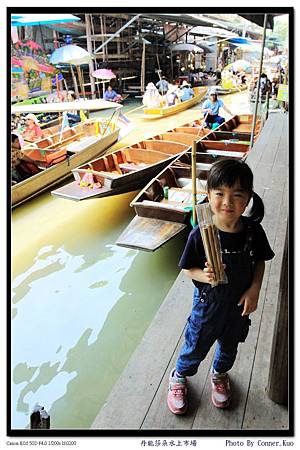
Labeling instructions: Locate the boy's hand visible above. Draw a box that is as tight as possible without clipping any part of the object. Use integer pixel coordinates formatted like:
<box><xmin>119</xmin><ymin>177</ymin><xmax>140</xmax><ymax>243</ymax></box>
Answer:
<box><xmin>238</xmin><ymin>286</ymin><xmax>260</xmax><ymax>316</ymax></box>
<box><xmin>203</xmin><ymin>261</ymin><xmax>215</xmax><ymax>284</ymax></box>
<box><xmin>203</xmin><ymin>262</ymin><xmax>226</xmax><ymax>285</ymax></box>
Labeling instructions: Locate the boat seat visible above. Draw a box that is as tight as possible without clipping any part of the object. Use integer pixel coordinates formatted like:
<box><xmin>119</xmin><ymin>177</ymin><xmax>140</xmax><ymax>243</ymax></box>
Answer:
<box><xmin>143</xmin><ymin>179</ymin><xmax>164</xmax><ymax>202</ymax></box>
<box><xmin>119</xmin><ymin>163</ymin><xmax>146</xmax><ymax>173</ymax></box>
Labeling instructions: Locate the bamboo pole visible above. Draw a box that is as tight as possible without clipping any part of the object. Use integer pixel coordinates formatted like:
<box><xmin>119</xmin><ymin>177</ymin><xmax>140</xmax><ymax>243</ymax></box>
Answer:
<box><xmin>141</xmin><ymin>40</ymin><xmax>146</xmax><ymax>93</ymax></box>
<box><xmin>76</xmin><ymin>65</ymin><xmax>85</xmax><ymax>99</ymax></box>
<box><xmin>207</xmin><ymin>226</ymin><xmax>220</xmax><ymax>282</ymax></box>
<box><xmin>250</xmin><ymin>14</ymin><xmax>268</xmax><ymax>149</ymax></box>
<box><xmin>70</xmin><ymin>64</ymin><xmax>79</xmax><ymax>99</ymax></box>
<box><xmin>192</xmin><ymin>140</ymin><xmax>197</xmax><ymax>226</ymax></box>
<box><xmin>85</xmin><ymin>13</ymin><xmax>96</xmax><ymax>99</ymax></box>
<box><xmin>80</xmin><ymin>67</ymin><xmax>86</xmax><ymax>99</ymax></box>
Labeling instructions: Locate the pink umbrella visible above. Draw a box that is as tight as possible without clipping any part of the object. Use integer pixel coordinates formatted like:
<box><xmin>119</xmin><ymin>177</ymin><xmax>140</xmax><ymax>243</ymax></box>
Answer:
<box><xmin>92</xmin><ymin>68</ymin><xmax>116</xmax><ymax>79</ymax></box>
<box><xmin>92</xmin><ymin>69</ymin><xmax>116</xmax><ymax>97</ymax></box>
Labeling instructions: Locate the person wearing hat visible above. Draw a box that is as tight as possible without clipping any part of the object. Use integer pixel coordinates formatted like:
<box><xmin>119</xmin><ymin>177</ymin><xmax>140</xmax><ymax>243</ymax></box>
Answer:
<box><xmin>180</xmin><ymin>80</ymin><xmax>195</xmax><ymax>102</ymax></box>
<box><xmin>156</xmin><ymin>76</ymin><xmax>169</xmax><ymax>96</ymax></box>
<box><xmin>202</xmin><ymin>90</ymin><xmax>233</xmax><ymax>129</ymax></box>
<box><xmin>22</xmin><ymin>114</ymin><xmax>43</xmax><ymax>142</ymax></box>
<box><xmin>166</xmin><ymin>83</ymin><xmax>180</xmax><ymax>106</ymax></box>
<box><xmin>143</xmin><ymin>82</ymin><xmax>163</xmax><ymax>108</ymax></box>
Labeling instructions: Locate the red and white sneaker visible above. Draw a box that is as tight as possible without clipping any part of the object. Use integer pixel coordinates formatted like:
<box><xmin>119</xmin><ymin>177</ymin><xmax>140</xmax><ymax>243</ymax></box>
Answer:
<box><xmin>167</xmin><ymin>369</ymin><xmax>188</xmax><ymax>414</ymax></box>
<box><xmin>211</xmin><ymin>372</ymin><xmax>231</xmax><ymax>408</ymax></box>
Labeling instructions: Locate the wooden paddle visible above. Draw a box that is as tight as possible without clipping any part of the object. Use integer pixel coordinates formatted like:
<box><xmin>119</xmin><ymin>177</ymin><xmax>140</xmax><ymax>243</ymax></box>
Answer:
<box><xmin>196</xmin><ymin>111</ymin><xmax>209</xmax><ymax>137</ymax></box>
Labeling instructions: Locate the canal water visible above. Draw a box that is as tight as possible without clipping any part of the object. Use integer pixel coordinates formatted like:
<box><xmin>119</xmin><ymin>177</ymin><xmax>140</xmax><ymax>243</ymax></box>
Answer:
<box><xmin>12</xmin><ymin>188</ymin><xmax>188</xmax><ymax>429</ymax></box>
<box><xmin>11</xmin><ymin>91</ymin><xmax>256</xmax><ymax>429</ymax></box>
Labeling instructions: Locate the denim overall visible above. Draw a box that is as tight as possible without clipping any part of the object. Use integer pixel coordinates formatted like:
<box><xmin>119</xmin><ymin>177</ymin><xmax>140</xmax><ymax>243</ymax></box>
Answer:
<box><xmin>176</xmin><ymin>225</ymin><xmax>254</xmax><ymax>377</ymax></box>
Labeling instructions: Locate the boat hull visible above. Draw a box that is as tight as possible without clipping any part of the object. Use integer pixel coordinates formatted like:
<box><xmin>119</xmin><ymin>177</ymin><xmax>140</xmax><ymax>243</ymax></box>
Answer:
<box><xmin>11</xmin><ymin>129</ymin><xmax>119</xmax><ymax>207</ymax></box>
<box><xmin>142</xmin><ymin>87</ymin><xmax>207</xmax><ymax>119</ymax></box>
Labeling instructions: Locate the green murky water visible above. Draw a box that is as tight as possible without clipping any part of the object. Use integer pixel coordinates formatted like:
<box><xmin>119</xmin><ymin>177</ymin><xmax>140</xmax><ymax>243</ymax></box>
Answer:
<box><xmin>12</xmin><ymin>189</ymin><xmax>186</xmax><ymax>429</ymax></box>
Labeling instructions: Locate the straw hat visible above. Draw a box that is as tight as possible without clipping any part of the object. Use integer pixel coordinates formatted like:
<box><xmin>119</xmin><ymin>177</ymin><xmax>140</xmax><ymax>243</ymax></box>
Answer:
<box><xmin>181</xmin><ymin>80</ymin><xmax>190</xmax><ymax>87</ymax></box>
<box><xmin>146</xmin><ymin>82</ymin><xmax>157</xmax><ymax>90</ymax></box>
<box><xmin>25</xmin><ymin>113</ymin><xmax>39</xmax><ymax>125</ymax></box>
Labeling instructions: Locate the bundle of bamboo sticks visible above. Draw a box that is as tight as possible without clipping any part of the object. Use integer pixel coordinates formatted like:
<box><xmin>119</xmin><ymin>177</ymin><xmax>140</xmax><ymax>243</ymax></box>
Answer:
<box><xmin>196</xmin><ymin>203</ymin><xmax>227</xmax><ymax>287</ymax></box>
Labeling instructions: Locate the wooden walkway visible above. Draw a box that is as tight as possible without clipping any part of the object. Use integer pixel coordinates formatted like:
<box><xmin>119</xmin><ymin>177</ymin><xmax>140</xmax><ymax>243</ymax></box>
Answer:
<box><xmin>91</xmin><ymin>112</ymin><xmax>289</xmax><ymax>431</ymax></box>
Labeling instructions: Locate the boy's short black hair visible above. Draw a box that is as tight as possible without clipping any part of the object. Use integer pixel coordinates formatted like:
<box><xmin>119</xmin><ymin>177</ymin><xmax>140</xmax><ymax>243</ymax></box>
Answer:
<box><xmin>207</xmin><ymin>158</ymin><xmax>253</xmax><ymax>195</ymax></box>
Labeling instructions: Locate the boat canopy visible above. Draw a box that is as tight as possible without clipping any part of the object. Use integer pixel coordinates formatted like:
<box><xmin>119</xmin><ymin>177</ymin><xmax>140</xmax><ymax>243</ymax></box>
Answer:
<box><xmin>11</xmin><ymin>99</ymin><xmax>123</xmax><ymax>114</ymax></box>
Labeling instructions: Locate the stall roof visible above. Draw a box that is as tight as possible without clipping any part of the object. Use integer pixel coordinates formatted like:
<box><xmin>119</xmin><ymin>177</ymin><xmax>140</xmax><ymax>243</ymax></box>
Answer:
<box><xmin>139</xmin><ymin>13</ymin><xmax>230</xmax><ymax>30</ymax></box>
<box><xmin>238</xmin><ymin>13</ymin><xmax>285</xmax><ymax>30</ymax></box>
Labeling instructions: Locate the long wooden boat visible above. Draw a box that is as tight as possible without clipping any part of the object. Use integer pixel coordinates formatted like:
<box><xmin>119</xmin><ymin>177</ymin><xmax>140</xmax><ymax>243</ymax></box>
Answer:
<box><xmin>11</xmin><ymin>100</ymin><xmax>123</xmax><ymax>207</ymax></box>
<box><xmin>50</xmin><ymin>134</ymin><xmax>193</xmax><ymax>202</ymax></box>
<box><xmin>214</xmin><ymin>84</ymin><xmax>248</xmax><ymax>95</ymax></box>
<box><xmin>116</xmin><ymin>140</ymin><xmax>248</xmax><ymax>252</ymax></box>
<box><xmin>11</xmin><ymin>120</ymin><xmax>120</xmax><ymax>207</ymax></box>
<box><xmin>168</xmin><ymin>114</ymin><xmax>260</xmax><ymax>145</ymax></box>
<box><xmin>142</xmin><ymin>86</ymin><xmax>208</xmax><ymax>119</ymax></box>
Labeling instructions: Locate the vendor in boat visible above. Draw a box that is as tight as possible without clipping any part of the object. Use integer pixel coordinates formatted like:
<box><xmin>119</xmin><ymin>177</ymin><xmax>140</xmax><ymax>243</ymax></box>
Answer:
<box><xmin>156</xmin><ymin>76</ymin><xmax>169</xmax><ymax>96</ymax></box>
<box><xmin>202</xmin><ymin>89</ymin><xmax>233</xmax><ymax>129</ymax></box>
<box><xmin>180</xmin><ymin>80</ymin><xmax>195</xmax><ymax>102</ymax></box>
<box><xmin>22</xmin><ymin>114</ymin><xmax>43</xmax><ymax>142</ymax></box>
<box><xmin>103</xmin><ymin>85</ymin><xmax>122</xmax><ymax>103</ymax></box>
<box><xmin>166</xmin><ymin>84</ymin><xmax>180</xmax><ymax>106</ymax></box>
<box><xmin>142</xmin><ymin>82</ymin><xmax>162</xmax><ymax>108</ymax></box>
<box><xmin>11</xmin><ymin>132</ymin><xmax>39</xmax><ymax>184</ymax></box>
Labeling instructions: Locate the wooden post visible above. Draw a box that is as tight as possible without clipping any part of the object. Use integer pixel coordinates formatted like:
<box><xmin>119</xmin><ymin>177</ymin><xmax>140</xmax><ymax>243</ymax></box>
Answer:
<box><xmin>85</xmin><ymin>13</ymin><xmax>96</xmax><ymax>99</ymax></box>
<box><xmin>100</xmin><ymin>15</ymin><xmax>105</xmax><ymax>62</ymax></box>
<box><xmin>70</xmin><ymin>64</ymin><xmax>79</xmax><ymax>99</ymax></box>
<box><xmin>192</xmin><ymin>140</ymin><xmax>197</xmax><ymax>226</ymax></box>
<box><xmin>30</xmin><ymin>404</ymin><xmax>50</xmax><ymax>429</ymax></box>
<box><xmin>76</xmin><ymin>65</ymin><xmax>86</xmax><ymax>99</ymax></box>
<box><xmin>267</xmin><ymin>227</ymin><xmax>288</xmax><ymax>405</ymax></box>
<box><xmin>250</xmin><ymin>14</ymin><xmax>267</xmax><ymax>149</ymax></box>
<box><xmin>141</xmin><ymin>40</ymin><xmax>146</xmax><ymax>93</ymax></box>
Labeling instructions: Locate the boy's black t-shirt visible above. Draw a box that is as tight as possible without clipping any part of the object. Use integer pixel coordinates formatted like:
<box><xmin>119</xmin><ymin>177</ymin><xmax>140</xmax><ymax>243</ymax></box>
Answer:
<box><xmin>179</xmin><ymin>216</ymin><xmax>275</xmax><ymax>275</ymax></box>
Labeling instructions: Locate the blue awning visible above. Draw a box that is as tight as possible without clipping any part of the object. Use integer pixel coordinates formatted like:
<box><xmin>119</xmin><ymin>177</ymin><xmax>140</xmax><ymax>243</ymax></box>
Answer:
<box><xmin>229</xmin><ymin>37</ymin><xmax>252</xmax><ymax>45</ymax></box>
<box><xmin>11</xmin><ymin>14</ymin><xmax>81</xmax><ymax>27</ymax></box>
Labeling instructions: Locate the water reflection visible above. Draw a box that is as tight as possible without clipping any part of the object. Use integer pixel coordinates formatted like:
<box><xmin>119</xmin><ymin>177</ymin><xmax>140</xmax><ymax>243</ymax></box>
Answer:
<box><xmin>12</xmin><ymin>190</ymin><xmax>184</xmax><ymax>429</ymax></box>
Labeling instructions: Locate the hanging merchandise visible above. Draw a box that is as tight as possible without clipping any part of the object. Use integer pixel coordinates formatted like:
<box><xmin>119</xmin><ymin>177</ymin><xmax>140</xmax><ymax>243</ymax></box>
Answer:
<box><xmin>11</xmin><ymin>39</ymin><xmax>55</xmax><ymax>100</ymax></box>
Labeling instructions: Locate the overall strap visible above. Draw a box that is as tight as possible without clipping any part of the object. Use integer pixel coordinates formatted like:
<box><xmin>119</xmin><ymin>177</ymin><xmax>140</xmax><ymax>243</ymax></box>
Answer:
<box><xmin>243</xmin><ymin>223</ymin><xmax>254</xmax><ymax>259</ymax></box>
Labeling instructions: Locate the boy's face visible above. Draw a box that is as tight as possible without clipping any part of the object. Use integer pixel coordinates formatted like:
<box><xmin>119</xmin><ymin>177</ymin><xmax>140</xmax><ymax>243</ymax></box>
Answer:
<box><xmin>208</xmin><ymin>182</ymin><xmax>250</xmax><ymax>222</ymax></box>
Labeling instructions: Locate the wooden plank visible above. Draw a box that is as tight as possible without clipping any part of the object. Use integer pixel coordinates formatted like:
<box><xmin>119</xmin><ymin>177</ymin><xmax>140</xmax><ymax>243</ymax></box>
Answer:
<box><xmin>260</xmin><ymin>114</ymin><xmax>285</xmax><ymax>166</ymax></box>
<box><xmin>242</xmin><ymin>170</ymin><xmax>288</xmax><ymax>429</ymax></box>
<box><xmin>142</xmin><ymin>334</ymin><xmax>215</xmax><ymax>430</ymax></box>
<box><xmin>91</xmin><ymin>271</ymin><xmax>194</xmax><ymax>429</ymax></box>
<box><xmin>116</xmin><ymin>216</ymin><xmax>187</xmax><ymax>251</ymax></box>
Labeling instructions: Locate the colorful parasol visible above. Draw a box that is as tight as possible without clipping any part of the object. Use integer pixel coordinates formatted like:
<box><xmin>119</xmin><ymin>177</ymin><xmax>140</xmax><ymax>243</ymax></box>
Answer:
<box><xmin>49</xmin><ymin>44</ymin><xmax>93</xmax><ymax>66</ymax></box>
<box><xmin>92</xmin><ymin>68</ymin><xmax>116</xmax><ymax>80</ymax></box>
<box><xmin>224</xmin><ymin>59</ymin><xmax>252</xmax><ymax>73</ymax></box>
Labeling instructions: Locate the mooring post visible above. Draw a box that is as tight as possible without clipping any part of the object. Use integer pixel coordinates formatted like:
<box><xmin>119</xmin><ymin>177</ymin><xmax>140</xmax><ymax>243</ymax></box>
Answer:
<box><xmin>30</xmin><ymin>404</ymin><xmax>50</xmax><ymax>429</ymax></box>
